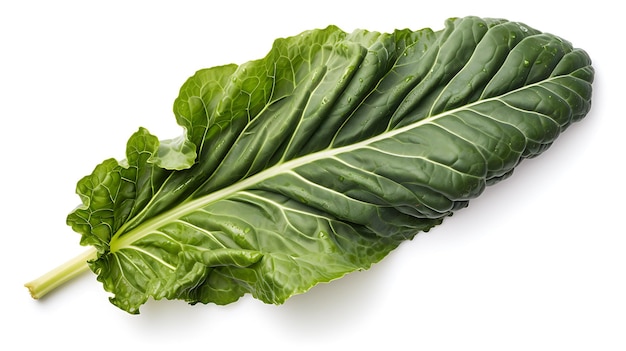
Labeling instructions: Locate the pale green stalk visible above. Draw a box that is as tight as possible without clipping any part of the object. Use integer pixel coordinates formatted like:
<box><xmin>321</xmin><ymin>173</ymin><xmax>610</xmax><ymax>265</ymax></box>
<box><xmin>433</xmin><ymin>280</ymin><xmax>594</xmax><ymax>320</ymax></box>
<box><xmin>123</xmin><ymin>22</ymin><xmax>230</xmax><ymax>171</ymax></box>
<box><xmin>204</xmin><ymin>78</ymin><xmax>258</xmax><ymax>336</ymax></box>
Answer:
<box><xmin>25</xmin><ymin>248</ymin><xmax>97</xmax><ymax>299</ymax></box>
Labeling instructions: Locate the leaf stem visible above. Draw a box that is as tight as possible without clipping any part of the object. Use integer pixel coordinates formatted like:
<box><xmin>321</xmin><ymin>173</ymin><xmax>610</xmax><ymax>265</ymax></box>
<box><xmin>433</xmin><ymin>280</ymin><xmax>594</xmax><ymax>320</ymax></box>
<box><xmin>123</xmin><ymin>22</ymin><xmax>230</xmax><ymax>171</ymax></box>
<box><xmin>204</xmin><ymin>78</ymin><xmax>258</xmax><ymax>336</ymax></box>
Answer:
<box><xmin>25</xmin><ymin>247</ymin><xmax>97</xmax><ymax>299</ymax></box>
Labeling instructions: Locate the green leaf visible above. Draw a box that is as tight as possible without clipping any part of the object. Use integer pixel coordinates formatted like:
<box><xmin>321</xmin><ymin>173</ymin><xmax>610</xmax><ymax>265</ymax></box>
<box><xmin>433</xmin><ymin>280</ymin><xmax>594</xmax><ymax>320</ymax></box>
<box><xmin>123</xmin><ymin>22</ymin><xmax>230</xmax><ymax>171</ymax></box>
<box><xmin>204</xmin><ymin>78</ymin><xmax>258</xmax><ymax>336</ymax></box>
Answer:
<box><xmin>64</xmin><ymin>17</ymin><xmax>593</xmax><ymax>314</ymax></box>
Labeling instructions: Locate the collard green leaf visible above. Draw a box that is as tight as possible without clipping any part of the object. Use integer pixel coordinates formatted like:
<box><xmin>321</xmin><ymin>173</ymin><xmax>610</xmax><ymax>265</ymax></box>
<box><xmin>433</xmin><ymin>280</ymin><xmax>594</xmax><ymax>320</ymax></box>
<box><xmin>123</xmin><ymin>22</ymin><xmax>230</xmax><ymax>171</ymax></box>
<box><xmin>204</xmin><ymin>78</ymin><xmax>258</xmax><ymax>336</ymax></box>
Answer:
<box><xmin>65</xmin><ymin>17</ymin><xmax>593</xmax><ymax>314</ymax></box>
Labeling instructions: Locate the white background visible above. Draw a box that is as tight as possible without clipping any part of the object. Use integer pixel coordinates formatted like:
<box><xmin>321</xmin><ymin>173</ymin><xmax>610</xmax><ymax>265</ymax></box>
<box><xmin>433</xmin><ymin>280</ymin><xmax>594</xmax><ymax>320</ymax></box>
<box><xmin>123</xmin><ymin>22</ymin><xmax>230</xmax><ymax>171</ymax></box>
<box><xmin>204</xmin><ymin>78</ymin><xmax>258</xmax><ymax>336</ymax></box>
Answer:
<box><xmin>1</xmin><ymin>1</ymin><xmax>623</xmax><ymax>350</ymax></box>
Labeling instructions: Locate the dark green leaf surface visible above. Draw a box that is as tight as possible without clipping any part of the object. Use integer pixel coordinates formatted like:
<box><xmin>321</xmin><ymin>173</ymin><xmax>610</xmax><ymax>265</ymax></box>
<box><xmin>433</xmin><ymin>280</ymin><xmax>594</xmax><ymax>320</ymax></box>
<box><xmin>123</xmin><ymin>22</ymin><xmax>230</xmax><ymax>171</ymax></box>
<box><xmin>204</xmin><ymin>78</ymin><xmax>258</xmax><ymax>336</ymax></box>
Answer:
<box><xmin>66</xmin><ymin>17</ymin><xmax>593</xmax><ymax>314</ymax></box>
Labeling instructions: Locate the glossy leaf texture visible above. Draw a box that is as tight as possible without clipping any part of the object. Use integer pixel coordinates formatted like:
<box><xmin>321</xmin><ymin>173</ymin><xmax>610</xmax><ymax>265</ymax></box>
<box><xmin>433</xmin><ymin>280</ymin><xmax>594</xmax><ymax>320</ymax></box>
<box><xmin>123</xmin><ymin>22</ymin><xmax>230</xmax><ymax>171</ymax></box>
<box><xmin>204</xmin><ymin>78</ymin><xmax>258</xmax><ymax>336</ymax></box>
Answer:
<box><xmin>66</xmin><ymin>17</ymin><xmax>593</xmax><ymax>314</ymax></box>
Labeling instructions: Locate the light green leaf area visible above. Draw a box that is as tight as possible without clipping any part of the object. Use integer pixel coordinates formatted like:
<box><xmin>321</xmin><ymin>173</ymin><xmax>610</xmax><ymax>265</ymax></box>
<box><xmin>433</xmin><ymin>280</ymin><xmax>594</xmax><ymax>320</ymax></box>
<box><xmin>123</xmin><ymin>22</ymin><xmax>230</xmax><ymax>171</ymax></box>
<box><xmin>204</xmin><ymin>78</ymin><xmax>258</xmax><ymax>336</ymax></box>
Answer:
<box><xmin>65</xmin><ymin>17</ymin><xmax>593</xmax><ymax>314</ymax></box>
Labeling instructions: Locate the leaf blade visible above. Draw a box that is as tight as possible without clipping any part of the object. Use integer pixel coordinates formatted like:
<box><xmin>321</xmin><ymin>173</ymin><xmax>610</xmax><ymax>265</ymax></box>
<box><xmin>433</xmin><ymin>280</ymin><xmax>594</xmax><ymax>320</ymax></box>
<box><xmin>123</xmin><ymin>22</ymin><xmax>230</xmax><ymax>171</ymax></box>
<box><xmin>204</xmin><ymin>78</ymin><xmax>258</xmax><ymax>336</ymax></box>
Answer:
<box><xmin>69</xmin><ymin>17</ymin><xmax>593</xmax><ymax>313</ymax></box>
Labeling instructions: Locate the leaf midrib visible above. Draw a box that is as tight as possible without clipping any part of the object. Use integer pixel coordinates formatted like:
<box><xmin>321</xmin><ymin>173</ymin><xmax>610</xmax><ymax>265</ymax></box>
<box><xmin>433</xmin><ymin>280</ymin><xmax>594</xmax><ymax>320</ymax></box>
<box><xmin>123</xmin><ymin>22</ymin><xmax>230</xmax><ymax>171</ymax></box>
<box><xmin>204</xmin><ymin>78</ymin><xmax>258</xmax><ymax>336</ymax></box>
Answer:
<box><xmin>109</xmin><ymin>76</ymin><xmax>560</xmax><ymax>253</ymax></box>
